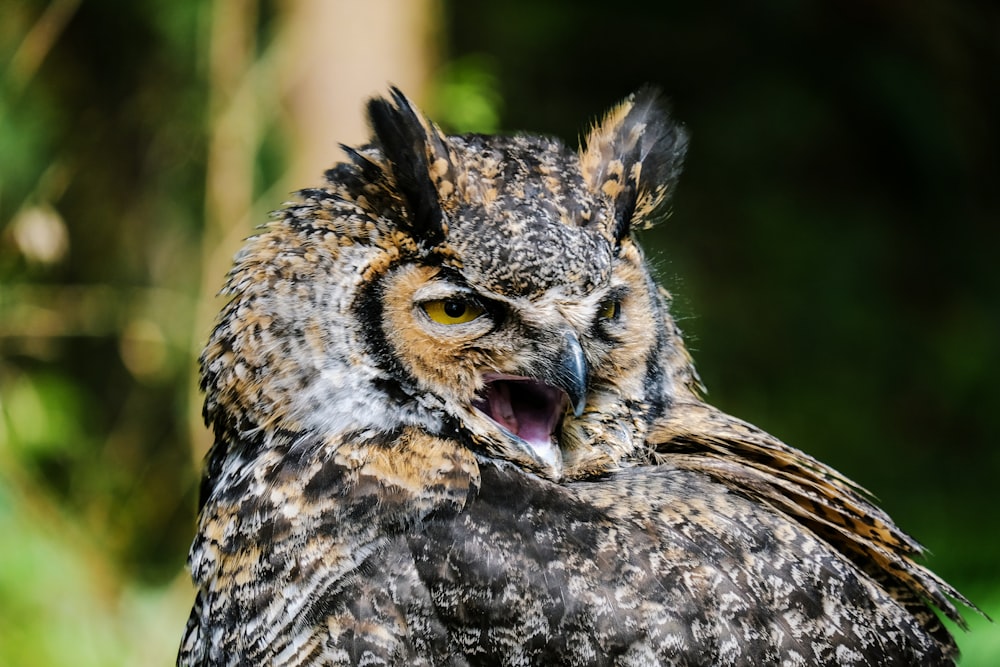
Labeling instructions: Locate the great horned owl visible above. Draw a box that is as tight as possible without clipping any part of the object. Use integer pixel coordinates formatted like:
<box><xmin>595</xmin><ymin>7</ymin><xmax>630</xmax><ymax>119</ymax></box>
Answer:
<box><xmin>179</xmin><ymin>87</ymin><xmax>972</xmax><ymax>666</ymax></box>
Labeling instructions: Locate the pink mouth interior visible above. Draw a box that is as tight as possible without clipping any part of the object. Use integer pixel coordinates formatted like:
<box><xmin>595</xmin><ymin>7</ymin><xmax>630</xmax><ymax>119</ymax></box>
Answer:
<box><xmin>472</xmin><ymin>377</ymin><xmax>567</xmax><ymax>446</ymax></box>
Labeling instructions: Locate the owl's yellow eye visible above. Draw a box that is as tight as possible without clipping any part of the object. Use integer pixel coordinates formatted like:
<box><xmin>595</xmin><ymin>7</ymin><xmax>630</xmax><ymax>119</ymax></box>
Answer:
<box><xmin>599</xmin><ymin>300</ymin><xmax>621</xmax><ymax>320</ymax></box>
<box><xmin>421</xmin><ymin>298</ymin><xmax>485</xmax><ymax>325</ymax></box>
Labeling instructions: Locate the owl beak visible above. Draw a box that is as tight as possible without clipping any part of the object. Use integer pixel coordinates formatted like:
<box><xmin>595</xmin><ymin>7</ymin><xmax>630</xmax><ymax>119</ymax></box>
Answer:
<box><xmin>553</xmin><ymin>331</ymin><xmax>588</xmax><ymax>418</ymax></box>
<box><xmin>475</xmin><ymin>331</ymin><xmax>587</xmax><ymax>425</ymax></box>
<box><xmin>471</xmin><ymin>332</ymin><xmax>588</xmax><ymax>477</ymax></box>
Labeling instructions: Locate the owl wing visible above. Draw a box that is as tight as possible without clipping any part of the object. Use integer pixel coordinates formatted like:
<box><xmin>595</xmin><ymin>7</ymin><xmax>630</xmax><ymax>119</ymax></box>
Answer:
<box><xmin>644</xmin><ymin>398</ymin><xmax>974</xmax><ymax>657</ymax></box>
<box><xmin>405</xmin><ymin>458</ymin><xmax>957</xmax><ymax>666</ymax></box>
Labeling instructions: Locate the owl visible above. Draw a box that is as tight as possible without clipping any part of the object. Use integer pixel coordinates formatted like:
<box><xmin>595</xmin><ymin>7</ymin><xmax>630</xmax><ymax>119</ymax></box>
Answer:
<box><xmin>179</xmin><ymin>87</ymin><xmax>973</xmax><ymax>666</ymax></box>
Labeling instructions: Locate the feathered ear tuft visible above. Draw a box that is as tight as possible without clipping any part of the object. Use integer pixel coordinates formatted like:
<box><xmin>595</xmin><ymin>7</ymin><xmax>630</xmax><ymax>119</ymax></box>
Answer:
<box><xmin>367</xmin><ymin>87</ymin><xmax>455</xmax><ymax>247</ymax></box>
<box><xmin>580</xmin><ymin>86</ymin><xmax>688</xmax><ymax>242</ymax></box>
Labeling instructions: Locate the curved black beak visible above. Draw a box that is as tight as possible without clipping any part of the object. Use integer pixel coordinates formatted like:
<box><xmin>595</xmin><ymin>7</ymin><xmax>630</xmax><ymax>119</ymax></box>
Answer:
<box><xmin>552</xmin><ymin>331</ymin><xmax>587</xmax><ymax>417</ymax></box>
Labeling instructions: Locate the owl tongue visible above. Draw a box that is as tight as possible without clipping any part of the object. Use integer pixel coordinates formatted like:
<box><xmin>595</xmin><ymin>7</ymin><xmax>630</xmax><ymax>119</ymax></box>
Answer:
<box><xmin>474</xmin><ymin>377</ymin><xmax>567</xmax><ymax>447</ymax></box>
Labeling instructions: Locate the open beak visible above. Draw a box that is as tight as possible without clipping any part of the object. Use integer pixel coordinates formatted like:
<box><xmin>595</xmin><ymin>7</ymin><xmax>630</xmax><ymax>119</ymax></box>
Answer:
<box><xmin>472</xmin><ymin>332</ymin><xmax>587</xmax><ymax>473</ymax></box>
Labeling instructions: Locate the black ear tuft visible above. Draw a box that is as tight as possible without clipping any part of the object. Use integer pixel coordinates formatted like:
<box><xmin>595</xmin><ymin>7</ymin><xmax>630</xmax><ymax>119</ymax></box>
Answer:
<box><xmin>339</xmin><ymin>144</ymin><xmax>384</xmax><ymax>184</ymax></box>
<box><xmin>581</xmin><ymin>86</ymin><xmax>689</xmax><ymax>243</ymax></box>
<box><xmin>367</xmin><ymin>88</ymin><xmax>447</xmax><ymax>247</ymax></box>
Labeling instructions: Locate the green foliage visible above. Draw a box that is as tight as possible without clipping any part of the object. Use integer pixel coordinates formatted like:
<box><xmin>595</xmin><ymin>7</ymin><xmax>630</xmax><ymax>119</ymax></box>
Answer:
<box><xmin>0</xmin><ymin>481</ymin><xmax>189</xmax><ymax>666</ymax></box>
<box><xmin>3</xmin><ymin>370</ymin><xmax>86</xmax><ymax>455</ymax></box>
<box><xmin>1</xmin><ymin>1</ymin><xmax>209</xmax><ymax>661</ymax></box>
<box><xmin>430</xmin><ymin>53</ymin><xmax>503</xmax><ymax>133</ymax></box>
<box><xmin>945</xmin><ymin>592</ymin><xmax>1000</xmax><ymax>666</ymax></box>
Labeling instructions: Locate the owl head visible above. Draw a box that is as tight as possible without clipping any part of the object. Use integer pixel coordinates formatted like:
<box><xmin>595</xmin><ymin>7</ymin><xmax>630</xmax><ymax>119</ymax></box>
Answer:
<box><xmin>201</xmin><ymin>87</ymin><xmax>694</xmax><ymax>482</ymax></box>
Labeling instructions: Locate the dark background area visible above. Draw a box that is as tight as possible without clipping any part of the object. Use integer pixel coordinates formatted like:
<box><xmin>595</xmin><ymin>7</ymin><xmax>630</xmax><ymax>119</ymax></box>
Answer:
<box><xmin>1</xmin><ymin>0</ymin><xmax>997</xmax><ymax>663</ymax></box>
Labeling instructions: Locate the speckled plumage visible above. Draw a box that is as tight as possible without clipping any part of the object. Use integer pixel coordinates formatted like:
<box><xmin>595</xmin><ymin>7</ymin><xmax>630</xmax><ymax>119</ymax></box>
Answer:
<box><xmin>180</xmin><ymin>87</ymin><xmax>973</xmax><ymax>666</ymax></box>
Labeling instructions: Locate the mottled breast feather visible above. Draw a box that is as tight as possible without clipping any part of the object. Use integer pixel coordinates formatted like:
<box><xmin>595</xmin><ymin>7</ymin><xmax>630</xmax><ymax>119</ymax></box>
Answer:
<box><xmin>180</xmin><ymin>87</ymin><xmax>975</xmax><ymax>666</ymax></box>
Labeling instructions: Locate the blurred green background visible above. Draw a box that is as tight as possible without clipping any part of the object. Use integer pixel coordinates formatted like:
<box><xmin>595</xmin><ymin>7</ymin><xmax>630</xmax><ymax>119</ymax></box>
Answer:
<box><xmin>1</xmin><ymin>1</ymin><xmax>997</xmax><ymax>664</ymax></box>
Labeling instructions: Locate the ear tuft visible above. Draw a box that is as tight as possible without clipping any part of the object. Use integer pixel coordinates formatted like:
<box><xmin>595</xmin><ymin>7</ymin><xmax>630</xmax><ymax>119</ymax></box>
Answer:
<box><xmin>367</xmin><ymin>87</ymin><xmax>454</xmax><ymax>247</ymax></box>
<box><xmin>580</xmin><ymin>86</ymin><xmax>689</xmax><ymax>242</ymax></box>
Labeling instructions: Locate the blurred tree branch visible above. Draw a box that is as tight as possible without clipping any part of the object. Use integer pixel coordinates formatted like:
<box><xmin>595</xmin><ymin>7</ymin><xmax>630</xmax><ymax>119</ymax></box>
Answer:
<box><xmin>6</xmin><ymin>0</ymin><xmax>81</xmax><ymax>96</ymax></box>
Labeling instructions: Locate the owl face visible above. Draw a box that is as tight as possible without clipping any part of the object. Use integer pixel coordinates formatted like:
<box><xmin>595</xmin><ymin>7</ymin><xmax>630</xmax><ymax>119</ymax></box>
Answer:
<box><xmin>201</xmin><ymin>87</ymin><xmax>689</xmax><ymax>482</ymax></box>
<box><xmin>373</xmin><ymin>239</ymin><xmax>663</xmax><ymax>478</ymax></box>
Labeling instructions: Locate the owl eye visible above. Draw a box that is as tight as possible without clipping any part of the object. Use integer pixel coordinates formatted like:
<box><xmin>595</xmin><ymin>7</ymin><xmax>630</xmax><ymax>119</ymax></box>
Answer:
<box><xmin>599</xmin><ymin>300</ymin><xmax>622</xmax><ymax>321</ymax></box>
<box><xmin>422</xmin><ymin>298</ymin><xmax>486</xmax><ymax>325</ymax></box>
